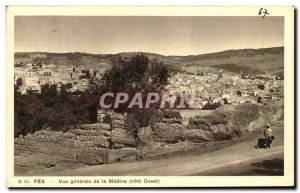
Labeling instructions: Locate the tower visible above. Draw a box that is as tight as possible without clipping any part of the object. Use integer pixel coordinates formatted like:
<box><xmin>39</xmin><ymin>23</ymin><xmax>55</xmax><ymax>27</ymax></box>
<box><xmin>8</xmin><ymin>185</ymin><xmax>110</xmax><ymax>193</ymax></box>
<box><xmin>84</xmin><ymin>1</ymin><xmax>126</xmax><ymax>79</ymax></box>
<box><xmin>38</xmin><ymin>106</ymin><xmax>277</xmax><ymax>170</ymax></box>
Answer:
<box><xmin>265</xmin><ymin>81</ymin><xmax>270</xmax><ymax>93</ymax></box>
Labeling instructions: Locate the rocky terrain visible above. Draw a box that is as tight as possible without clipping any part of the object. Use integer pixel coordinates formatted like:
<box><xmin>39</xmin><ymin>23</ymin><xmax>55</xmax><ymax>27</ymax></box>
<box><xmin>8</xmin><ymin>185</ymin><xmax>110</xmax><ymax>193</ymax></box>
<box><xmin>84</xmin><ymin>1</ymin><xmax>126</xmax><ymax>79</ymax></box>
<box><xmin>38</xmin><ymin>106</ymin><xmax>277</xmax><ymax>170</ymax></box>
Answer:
<box><xmin>14</xmin><ymin>101</ymin><xmax>283</xmax><ymax>175</ymax></box>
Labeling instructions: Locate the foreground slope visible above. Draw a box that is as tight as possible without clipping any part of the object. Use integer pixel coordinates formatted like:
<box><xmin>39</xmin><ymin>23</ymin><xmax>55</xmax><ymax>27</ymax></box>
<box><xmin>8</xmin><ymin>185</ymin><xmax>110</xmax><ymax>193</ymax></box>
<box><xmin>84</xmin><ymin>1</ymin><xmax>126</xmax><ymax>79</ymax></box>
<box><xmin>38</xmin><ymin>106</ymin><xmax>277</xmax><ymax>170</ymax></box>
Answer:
<box><xmin>41</xmin><ymin>120</ymin><xmax>283</xmax><ymax>176</ymax></box>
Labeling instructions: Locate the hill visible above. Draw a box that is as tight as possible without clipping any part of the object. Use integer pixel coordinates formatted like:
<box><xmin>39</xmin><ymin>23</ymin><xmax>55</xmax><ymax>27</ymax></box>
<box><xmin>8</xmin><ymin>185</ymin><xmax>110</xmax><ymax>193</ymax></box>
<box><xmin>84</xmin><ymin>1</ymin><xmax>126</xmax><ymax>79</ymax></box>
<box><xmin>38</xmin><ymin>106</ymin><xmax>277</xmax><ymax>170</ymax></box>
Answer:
<box><xmin>162</xmin><ymin>47</ymin><xmax>284</xmax><ymax>74</ymax></box>
<box><xmin>14</xmin><ymin>47</ymin><xmax>284</xmax><ymax>74</ymax></box>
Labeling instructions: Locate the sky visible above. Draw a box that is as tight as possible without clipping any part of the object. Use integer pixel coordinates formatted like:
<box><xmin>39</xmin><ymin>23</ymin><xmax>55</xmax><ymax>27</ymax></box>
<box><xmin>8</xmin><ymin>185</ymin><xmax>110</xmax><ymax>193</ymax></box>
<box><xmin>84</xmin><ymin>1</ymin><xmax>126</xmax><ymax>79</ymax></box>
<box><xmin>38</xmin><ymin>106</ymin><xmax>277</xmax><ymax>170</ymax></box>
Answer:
<box><xmin>14</xmin><ymin>16</ymin><xmax>284</xmax><ymax>56</ymax></box>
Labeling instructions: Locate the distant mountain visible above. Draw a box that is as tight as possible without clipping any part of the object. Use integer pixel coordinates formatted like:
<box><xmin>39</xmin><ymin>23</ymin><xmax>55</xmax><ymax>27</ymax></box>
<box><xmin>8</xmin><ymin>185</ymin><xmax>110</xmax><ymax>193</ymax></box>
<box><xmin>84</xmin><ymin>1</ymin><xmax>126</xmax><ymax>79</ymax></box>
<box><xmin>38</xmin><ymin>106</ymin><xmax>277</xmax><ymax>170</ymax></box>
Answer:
<box><xmin>14</xmin><ymin>47</ymin><xmax>284</xmax><ymax>74</ymax></box>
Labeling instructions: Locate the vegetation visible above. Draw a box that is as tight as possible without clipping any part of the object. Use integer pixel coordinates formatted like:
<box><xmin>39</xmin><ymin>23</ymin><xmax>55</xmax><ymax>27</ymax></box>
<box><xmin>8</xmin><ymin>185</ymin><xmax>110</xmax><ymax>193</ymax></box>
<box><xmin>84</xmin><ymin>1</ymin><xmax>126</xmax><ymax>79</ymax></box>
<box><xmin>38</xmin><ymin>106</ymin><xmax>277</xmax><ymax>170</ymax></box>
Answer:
<box><xmin>14</xmin><ymin>54</ymin><xmax>177</xmax><ymax>137</ymax></box>
<box><xmin>101</xmin><ymin>54</ymin><xmax>178</xmax><ymax>129</ymax></box>
<box><xmin>14</xmin><ymin>84</ymin><xmax>99</xmax><ymax>137</ymax></box>
<box><xmin>102</xmin><ymin>54</ymin><xmax>177</xmax><ymax>91</ymax></box>
<box><xmin>16</xmin><ymin>78</ymin><xmax>23</xmax><ymax>86</ymax></box>
<box><xmin>202</xmin><ymin>102</ymin><xmax>222</xmax><ymax>110</ymax></box>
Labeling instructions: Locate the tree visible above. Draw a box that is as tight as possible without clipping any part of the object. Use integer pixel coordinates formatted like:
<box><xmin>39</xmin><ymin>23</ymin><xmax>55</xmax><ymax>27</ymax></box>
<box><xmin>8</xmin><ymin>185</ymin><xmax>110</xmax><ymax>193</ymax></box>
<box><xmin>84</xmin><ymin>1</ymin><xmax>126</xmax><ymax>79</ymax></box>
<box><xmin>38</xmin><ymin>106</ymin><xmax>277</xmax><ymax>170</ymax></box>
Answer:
<box><xmin>101</xmin><ymin>54</ymin><xmax>178</xmax><ymax>132</ymax></box>
<box><xmin>202</xmin><ymin>102</ymin><xmax>222</xmax><ymax>110</ymax></box>
<box><xmin>14</xmin><ymin>83</ymin><xmax>100</xmax><ymax>137</ymax></box>
<box><xmin>14</xmin><ymin>91</ymin><xmax>46</xmax><ymax>137</ymax></box>
<box><xmin>16</xmin><ymin>78</ymin><xmax>23</xmax><ymax>86</ymax></box>
<box><xmin>102</xmin><ymin>54</ymin><xmax>177</xmax><ymax>92</ymax></box>
<box><xmin>85</xmin><ymin>70</ymin><xmax>91</xmax><ymax>79</ymax></box>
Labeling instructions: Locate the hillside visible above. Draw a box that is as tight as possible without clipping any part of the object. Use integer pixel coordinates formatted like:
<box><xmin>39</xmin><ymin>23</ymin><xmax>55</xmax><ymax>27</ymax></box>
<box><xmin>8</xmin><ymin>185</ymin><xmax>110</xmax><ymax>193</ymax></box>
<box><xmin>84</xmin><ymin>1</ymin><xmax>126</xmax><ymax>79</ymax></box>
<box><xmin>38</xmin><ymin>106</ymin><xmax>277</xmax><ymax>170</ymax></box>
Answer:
<box><xmin>14</xmin><ymin>46</ymin><xmax>284</xmax><ymax>74</ymax></box>
<box><xmin>170</xmin><ymin>47</ymin><xmax>284</xmax><ymax>75</ymax></box>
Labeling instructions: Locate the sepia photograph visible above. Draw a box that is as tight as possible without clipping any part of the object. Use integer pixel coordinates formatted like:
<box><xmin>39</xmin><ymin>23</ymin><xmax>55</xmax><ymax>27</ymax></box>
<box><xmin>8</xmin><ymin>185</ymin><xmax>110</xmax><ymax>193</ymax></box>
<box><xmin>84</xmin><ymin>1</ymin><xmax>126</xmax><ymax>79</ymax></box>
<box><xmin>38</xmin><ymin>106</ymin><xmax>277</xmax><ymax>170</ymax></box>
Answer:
<box><xmin>6</xmin><ymin>6</ymin><xmax>294</xmax><ymax>187</ymax></box>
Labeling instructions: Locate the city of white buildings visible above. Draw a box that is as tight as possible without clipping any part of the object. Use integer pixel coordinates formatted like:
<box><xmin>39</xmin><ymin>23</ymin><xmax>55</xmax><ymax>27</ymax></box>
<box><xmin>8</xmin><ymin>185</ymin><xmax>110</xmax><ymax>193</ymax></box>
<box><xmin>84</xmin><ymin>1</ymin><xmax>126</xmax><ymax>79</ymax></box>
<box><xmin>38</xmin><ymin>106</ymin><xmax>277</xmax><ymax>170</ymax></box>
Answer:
<box><xmin>165</xmin><ymin>68</ymin><xmax>284</xmax><ymax>109</ymax></box>
<box><xmin>14</xmin><ymin>61</ymin><xmax>284</xmax><ymax>110</ymax></box>
<box><xmin>14</xmin><ymin>63</ymin><xmax>105</xmax><ymax>95</ymax></box>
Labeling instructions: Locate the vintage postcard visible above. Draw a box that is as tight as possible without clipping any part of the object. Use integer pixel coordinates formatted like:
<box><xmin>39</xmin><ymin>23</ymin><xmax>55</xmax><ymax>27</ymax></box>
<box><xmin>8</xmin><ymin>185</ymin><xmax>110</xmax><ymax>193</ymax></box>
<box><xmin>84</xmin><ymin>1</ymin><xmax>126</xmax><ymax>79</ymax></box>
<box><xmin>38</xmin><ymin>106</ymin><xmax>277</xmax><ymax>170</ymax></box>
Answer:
<box><xmin>6</xmin><ymin>6</ymin><xmax>294</xmax><ymax>188</ymax></box>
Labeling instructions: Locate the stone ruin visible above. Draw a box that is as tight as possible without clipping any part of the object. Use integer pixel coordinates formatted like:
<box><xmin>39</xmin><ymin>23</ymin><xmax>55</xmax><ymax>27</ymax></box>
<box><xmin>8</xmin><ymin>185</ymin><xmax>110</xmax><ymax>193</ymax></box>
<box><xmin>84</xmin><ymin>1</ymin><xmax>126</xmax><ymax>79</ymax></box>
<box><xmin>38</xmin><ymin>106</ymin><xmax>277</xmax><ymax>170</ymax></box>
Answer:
<box><xmin>15</xmin><ymin>102</ymin><xmax>283</xmax><ymax>175</ymax></box>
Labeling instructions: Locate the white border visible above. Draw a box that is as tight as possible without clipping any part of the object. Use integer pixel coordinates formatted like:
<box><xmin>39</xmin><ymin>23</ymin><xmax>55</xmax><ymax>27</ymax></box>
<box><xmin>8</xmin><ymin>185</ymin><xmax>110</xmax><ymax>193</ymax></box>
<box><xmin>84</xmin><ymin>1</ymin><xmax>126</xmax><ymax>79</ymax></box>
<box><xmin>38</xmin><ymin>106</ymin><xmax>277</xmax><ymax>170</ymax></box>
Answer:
<box><xmin>3</xmin><ymin>4</ymin><xmax>296</xmax><ymax>190</ymax></box>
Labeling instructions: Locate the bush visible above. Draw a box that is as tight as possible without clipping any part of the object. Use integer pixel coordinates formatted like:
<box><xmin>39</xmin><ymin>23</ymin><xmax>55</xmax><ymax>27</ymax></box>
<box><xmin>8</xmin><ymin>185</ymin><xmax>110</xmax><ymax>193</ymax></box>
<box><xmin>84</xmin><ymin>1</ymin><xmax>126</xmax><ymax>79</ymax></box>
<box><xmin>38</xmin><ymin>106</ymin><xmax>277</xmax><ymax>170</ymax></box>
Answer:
<box><xmin>14</xmin><ymin>84</ymin><xmax>99</xmax><ymax>137</ymax></box>
<box><xmin>202</xmin><ymin>102</ymin><xmax>222</xmax><ymax>110</ymax></box>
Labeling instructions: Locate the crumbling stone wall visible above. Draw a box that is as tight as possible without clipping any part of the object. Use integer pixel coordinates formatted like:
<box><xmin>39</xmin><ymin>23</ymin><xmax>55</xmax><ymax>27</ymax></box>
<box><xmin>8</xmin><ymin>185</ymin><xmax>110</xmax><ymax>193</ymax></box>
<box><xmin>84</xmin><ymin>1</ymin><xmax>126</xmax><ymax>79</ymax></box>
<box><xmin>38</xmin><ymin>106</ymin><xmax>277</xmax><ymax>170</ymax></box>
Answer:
<box><xmin>15</xmin><ymin>130</ymin><xmax>77</xmax><ymax>174</ymax></box>
<box><xmin>73</xmin><ymin>123</ymin><xmax>111</xmax><ymax>165</ymax></box>
<box><xmin>14</xmin><ymin>113</ymin><xmax>139</xmax><ymax>175</ymax></box>
<box><xmin>15</xmin><ymin>102</ymin><xmax>284</xmax><ymax>175</ymax></box>
<box><xmin>136</xmin><ymin>102</ymin><xmax>284</xmax><ymax>159</ymax></box>
<box><xmin>108</xmin><ymin>113</ymin><xmax>138</xmax><ymax>163</ymax></box>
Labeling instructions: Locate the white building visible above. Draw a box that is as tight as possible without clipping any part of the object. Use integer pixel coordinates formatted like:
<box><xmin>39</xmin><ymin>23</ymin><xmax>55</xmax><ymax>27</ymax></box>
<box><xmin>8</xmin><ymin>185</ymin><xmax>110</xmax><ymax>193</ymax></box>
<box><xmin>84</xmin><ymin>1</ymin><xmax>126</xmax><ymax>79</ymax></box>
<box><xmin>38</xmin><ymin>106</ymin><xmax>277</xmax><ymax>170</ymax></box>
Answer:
<box><xmin>14</xmin><ymin>68</ymin><xmax>41</xmax><ymax>94</ymax></box>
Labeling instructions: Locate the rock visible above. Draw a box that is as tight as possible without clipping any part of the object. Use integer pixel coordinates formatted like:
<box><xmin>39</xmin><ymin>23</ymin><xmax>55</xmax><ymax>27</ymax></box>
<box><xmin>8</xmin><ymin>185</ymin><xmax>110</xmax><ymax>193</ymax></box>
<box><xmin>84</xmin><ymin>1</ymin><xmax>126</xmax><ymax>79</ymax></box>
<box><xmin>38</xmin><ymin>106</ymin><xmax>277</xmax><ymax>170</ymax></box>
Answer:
<box><xmin>136</xmin><ymin>126</ymin><xmax>161</xmax><ymax>157</ymax></box>
<box><xmin>72</xmin><ymin>128</ymin><xmax>111</xmax><ymax>137</ymax></box>
<box><xmin>111</xmin><ymin>113</ymin><xmax>125</xmax><ymax>120</ymax></box>
<box><xmin>185</xmin><ymin>129</ymin><xmax>212</xmax><ymax>143</ymax></box>
<box><xmin>161</xmin><ymin>110</ymin><xmax>183</xmax><ymax>124</ymax></box>
<box><xmin>76</xmin><ymin>153</ymin><xmax>105</xmax><ymax>165</ymax></box>
<box><xmin>111</xmin><ymin>128</ymin><xmax>136</xmax><ymax>148</ymax></box>
<box><xmin>77</xmin><ymin>136</ymin><xmax>110</xmax><ymax>148</ymax></box>
<box><xmin>112</xmin><ymin>143</ymin><xmax>127</xmax><ymax>149</ymax></box>
<box><xmin>161</xmin><ymin>117</ymin><xmax>182</xmax><ymax>124</ymax></box>
<box><xmin>80</xmin><ymin>123</ymin><xmax>111</xmax><ymax>131</ymax></box>
<box><xmin>47</xmin><ymin>162</ymin><xmax>56</xmax><ymax>168</ymax></box>
<box><xmin>163</xmin><ymin>110</ymin><xmax>182</xmax><ymax>119</ymax></box>
<box><xmin>111</xmin><ymin>118</ymin><xmax>125</xmax><ymax>129</ymax></box>
<box><xmin>187</xmin><ymin>117</ymin><xmax>214</xmax><ymax>131</ymax></box>
<box><xmin>76</xmin><ymin>147</ymin><xmax>109</xmax><ymax>165</ymax></box>
<box><xmin>138</xmin><ymin>126</ymin><xmax>154</xmax><ymax>144</ymax></box>
<box><xmin>211</xmin><ymin>124</ymin><xmax>233</xmax><ymax>140</ymax></box>
<box><xmin>23</xmin><ymin>133</ymin><xmax>32</xmax><ymax>140</ymax></box>
<box><xmin>187</xmin><ymin>122</ymin><xmax>211</xmax><ymax>131</ymax></box>
<box><xmin>108</xmin><ymin>148</ymin><xmax>137</xmax><ymax>163</ymax></box>
<box><xmin>152</xmin><ymin>123</ymin><xmax>186</xmax><ymax>143</ymax></box>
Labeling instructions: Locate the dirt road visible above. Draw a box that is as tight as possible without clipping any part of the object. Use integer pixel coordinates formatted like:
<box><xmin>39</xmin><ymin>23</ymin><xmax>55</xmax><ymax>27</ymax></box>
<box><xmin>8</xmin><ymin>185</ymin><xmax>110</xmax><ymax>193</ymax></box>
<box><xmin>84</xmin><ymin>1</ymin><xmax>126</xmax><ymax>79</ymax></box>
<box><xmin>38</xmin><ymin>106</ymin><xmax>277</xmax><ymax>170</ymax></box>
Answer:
<box><xmin>43</xmin><ymin>121</ymin><xmax>284</xmax><ymax>176</ymax></box>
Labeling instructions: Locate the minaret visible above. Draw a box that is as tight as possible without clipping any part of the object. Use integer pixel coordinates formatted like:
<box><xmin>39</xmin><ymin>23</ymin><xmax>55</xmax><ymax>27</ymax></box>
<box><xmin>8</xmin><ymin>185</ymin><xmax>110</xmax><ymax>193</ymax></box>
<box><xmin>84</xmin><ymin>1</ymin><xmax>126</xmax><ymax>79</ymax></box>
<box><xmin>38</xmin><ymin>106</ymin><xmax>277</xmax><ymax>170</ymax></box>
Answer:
<box><xmin>265</xmin><ymin>81</ymin><xmax>270</xmax><ymax>93</ymax></box>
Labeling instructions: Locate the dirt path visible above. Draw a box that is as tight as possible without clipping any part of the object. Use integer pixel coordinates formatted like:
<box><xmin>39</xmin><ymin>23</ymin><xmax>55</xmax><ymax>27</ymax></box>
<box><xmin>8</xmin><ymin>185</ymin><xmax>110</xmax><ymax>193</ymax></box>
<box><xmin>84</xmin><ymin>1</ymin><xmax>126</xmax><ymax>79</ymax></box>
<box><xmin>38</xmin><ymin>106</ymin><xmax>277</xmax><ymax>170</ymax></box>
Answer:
<box><xmin>42</xmin><ymin>121</ymin><xmax>284</xmax><ymax>176</ymax></box>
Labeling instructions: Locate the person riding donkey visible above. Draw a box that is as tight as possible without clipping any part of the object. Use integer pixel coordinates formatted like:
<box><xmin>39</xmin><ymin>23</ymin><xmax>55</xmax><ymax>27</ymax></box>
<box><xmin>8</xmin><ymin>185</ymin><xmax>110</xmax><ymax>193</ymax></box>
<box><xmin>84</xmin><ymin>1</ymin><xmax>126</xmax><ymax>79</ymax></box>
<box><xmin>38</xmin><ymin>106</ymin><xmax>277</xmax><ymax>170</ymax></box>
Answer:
<box><xmin>264</xmin><ymin>123</ymin><xmax>273</xmax><ymax>148</ymax></box>
<box><xmin>256</xmin><ymin>123</ymin><xmax>275</xmax><ymax>149</ymax></box>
